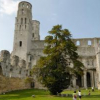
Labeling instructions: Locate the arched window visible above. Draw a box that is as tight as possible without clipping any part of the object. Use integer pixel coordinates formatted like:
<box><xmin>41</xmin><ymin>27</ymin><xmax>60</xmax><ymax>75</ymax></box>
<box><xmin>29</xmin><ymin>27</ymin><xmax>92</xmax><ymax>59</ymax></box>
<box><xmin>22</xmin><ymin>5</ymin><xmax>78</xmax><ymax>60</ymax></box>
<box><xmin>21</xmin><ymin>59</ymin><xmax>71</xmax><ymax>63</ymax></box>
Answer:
<box><xmin>19</xmin><ymin>41</ymin><xmax>22</xmax><ymax>47</ymax></box>
<box><xmin>21</xmin><ymin>18</ymin><xmax>23</xmax><ymax>24</ymax></box>
<box><xmin>22</xmin><ymin>4</ymin><xmax>24</xmax><ymax>7</ymax></box>
<box><xmin>22</xmin><ymin>9</ymin><xmax>24</xmax><ymax>14</ymax></box>
<box><xmin>27</xmin><ymin>5</ymin><xmax>29</xmax><ymax>8</ymax></box>
<box><xmin>88</xmin><ymin>40</ymin><xmax>92</xmax><ymax>45</ymax></box>
<box><xmin>76</xmin><ymin>41</ymin><xmax>80</xmax><ymax>46</ymax></box>
<box><xmin>25</xmin><ymin>18</ymin><xmax>27</xmax><ymax>24</ymax></box>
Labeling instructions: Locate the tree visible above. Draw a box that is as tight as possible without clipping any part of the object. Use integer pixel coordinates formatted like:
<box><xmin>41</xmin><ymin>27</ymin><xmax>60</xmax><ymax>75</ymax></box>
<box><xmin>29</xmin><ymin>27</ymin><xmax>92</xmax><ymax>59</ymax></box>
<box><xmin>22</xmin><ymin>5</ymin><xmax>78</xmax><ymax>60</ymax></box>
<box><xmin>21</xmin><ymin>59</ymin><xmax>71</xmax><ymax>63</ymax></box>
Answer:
<box><xmin>32</xmin><ymin>25</ymin><xmax>84</xmax><ymax>95</ymax></box>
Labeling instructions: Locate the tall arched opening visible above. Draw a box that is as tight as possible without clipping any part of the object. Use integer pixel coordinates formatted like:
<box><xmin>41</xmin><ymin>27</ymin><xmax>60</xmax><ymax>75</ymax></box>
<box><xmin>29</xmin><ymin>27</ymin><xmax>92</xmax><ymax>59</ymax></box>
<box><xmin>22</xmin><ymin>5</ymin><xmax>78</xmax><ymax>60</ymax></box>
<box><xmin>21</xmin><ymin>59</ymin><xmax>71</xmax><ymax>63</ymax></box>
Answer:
<box><xmin>76</xmin><ymin>75</ymin><xmax>82</xmax><ymax>87</ymax></box>
<box><xmin>87</xmin><ymin>72</ymin><xmax>91</xmax><ymax>87</ymax></box>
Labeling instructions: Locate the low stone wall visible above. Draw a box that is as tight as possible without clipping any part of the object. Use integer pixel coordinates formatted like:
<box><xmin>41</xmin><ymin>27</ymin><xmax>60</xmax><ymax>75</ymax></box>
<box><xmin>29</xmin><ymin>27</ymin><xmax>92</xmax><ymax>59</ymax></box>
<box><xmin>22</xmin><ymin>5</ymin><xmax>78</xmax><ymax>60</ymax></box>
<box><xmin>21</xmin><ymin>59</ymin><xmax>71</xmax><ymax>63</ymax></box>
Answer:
<box><xmin>0</xmin><ymin>75</ymin><xmax>30</xmax><ymax>94</ymax></box>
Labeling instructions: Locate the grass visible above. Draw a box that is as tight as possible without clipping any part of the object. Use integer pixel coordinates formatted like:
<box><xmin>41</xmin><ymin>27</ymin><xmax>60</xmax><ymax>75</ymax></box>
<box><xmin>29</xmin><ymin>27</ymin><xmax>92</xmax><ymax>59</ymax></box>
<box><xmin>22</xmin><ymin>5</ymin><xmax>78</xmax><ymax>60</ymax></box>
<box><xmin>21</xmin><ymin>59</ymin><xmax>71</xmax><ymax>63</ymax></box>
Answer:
<box><xmin>0</xmin><ymin>89</ymin><xmax>100</xmax><ymax>100</ymax></box>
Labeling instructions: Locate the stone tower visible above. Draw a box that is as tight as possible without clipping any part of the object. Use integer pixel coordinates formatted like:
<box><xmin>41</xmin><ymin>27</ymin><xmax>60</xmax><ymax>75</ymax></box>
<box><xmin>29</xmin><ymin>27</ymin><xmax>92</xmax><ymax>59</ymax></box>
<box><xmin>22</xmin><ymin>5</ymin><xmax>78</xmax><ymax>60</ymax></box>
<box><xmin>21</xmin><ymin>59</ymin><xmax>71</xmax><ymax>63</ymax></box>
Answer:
<box><xmin>13</xmin><ymin>1</ymin><xmax>33</xmax><ymax>61</ymax></box>
<box><xmin>12</xmin><ymin>1</ymin><xmax>40</xmax><ymax>62</ymax></box>
<box><xmin>32</xmin><ymin>20</ymin><xmax>40</xmax><ymax>40</ymax></box>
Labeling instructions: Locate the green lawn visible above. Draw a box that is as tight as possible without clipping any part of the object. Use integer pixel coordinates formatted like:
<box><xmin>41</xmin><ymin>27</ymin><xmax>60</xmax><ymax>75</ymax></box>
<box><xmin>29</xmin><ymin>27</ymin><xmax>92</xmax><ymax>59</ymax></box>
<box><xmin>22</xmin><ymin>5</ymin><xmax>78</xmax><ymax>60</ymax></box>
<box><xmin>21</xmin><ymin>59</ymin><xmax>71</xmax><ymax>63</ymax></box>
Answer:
<box><xmin>0</xmin><ymin>89</ymin><xmax>100</xmax><ymax>100</ymax></box>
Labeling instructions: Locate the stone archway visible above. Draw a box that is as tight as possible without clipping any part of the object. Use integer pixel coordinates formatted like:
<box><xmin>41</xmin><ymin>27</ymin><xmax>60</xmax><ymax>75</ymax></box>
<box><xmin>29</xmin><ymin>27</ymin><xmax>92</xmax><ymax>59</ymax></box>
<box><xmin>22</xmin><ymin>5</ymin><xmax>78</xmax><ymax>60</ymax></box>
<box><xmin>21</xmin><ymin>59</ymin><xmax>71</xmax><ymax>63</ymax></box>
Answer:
<box><xmin>76</xmin><ymin>75</ymin><xmax>82</xmax><ymax>87</ymax></box>
<box><xmin>0</xmin><ymin>64</ymin><xmax>2</xmax><ymax>75</ymax></box>
<box><xmin>87</xmin><ymin>72</ymin><xmax>91</xmax><ymax>87</ymax></box>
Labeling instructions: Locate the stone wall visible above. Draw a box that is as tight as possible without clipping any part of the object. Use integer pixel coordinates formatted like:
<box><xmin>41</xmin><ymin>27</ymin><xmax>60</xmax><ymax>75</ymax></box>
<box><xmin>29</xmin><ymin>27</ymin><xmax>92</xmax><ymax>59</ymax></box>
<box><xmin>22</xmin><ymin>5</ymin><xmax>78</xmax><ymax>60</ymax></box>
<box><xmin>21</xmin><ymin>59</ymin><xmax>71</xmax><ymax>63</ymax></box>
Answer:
<box><xmin>0</xmin><ymin>50</ymin><xmax>31</xmax><ymax>78</ymax></box>
<box><xmin>0</xmin><ymin>75</ymin><xmax>30</xmax><ymax>94</ymax></box>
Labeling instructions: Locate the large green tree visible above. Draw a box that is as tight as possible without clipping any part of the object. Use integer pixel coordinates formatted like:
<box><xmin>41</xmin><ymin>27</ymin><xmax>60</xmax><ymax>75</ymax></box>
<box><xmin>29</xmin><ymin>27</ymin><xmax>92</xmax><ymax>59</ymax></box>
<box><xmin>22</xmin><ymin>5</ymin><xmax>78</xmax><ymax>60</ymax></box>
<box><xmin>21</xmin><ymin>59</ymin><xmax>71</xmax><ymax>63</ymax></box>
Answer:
<box><xmin>32</xmin><ymin>25</ymin><xmax>84</xmax><ymax>95</ymax></box>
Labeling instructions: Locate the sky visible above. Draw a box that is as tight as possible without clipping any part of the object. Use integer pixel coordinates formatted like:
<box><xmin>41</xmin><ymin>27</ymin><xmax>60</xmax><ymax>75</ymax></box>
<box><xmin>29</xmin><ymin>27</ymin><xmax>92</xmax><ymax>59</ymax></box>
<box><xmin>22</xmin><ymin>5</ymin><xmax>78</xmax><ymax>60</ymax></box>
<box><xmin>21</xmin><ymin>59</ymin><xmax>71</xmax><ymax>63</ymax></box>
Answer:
<box><xmin>0</xmin><ymin>0</ymin><xmax>100</xmax><ymax>52</ymax></box>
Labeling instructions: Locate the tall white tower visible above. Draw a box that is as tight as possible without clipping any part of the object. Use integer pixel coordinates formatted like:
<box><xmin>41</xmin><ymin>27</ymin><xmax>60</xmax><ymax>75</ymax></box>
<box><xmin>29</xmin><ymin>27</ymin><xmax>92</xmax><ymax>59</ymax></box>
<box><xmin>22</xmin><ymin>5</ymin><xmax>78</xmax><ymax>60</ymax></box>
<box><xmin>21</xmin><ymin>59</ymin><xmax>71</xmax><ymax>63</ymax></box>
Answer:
<box><xmin>12</xmin><ymin>1</ymin><xmax>32</xmax><ymax>60</ymax></box>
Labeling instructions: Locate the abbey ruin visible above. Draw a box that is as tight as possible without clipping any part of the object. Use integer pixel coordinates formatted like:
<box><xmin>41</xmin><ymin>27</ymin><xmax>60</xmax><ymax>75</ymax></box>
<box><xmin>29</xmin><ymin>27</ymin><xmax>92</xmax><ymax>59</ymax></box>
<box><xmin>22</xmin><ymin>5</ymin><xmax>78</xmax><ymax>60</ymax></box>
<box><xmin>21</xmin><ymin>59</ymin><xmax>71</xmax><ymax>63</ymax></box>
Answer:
<box><xmin>0</xmin><ymin>1</ymin><xmax>100</xmax><ymax>91</ymax></box>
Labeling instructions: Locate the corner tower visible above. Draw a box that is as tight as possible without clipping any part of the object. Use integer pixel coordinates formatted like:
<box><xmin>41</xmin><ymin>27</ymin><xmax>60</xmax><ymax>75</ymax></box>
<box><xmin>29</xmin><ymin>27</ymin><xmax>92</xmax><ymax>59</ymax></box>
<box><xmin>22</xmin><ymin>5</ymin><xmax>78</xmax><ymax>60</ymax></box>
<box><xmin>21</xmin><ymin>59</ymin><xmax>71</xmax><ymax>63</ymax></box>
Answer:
<box><xmin>12</xmin><ymin>1</ymin><xmax>32</xmax><ymax>60</ymax></box>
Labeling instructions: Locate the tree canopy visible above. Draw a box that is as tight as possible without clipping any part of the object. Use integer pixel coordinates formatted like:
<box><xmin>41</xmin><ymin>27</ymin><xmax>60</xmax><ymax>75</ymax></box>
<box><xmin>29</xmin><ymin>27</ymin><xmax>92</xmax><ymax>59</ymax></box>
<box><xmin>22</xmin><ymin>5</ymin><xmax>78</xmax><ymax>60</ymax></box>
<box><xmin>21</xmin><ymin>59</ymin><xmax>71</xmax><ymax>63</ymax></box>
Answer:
<box><xmin>32</xmin><ymin>25</ymin><xmax>84</xmax><ymax>95</ymax></box>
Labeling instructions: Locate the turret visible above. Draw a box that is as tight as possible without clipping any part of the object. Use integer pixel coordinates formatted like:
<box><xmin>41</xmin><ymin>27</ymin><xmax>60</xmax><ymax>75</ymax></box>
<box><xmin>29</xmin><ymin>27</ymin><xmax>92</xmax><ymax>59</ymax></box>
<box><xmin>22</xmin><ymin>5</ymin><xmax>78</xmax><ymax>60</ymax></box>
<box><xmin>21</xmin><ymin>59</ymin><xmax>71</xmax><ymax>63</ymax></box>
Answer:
<box><xmin>32</xmin><ymin>20</ymin><xmax>40</xmax><ymax>40</ymax></box>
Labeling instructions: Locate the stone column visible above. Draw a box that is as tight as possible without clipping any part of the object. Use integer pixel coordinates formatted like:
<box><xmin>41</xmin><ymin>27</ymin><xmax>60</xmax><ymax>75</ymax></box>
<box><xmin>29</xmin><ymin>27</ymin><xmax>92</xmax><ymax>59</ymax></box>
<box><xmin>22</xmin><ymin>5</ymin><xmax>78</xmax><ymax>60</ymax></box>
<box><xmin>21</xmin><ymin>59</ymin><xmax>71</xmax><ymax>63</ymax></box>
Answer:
<box><xmin>84</xmin><ymin>71</ymin><xmax>87</xmax><ymax>88</ymax></box>
<box><xmin>90</xmin><ymin>71</ymin><xmax>93</xmax><ymax>87</ymax></box>
<box><xmin>94</xmin><ymin>72</ymin><xmax>97</xmax><ymax>88</ymax></box>
<box><xmin>91</xmin><ymin>71</ymin><xmax>95</xmax><ymax>87</ymax></box>
<box><xmin>82</xmin><ymin>76</ymin><xmax>84</xmax><ymax>87</ymax></box>
<box><xmin>72</xmin><ymin>76</ymin><xmax>76</xmax><ymax>88</ymax></box>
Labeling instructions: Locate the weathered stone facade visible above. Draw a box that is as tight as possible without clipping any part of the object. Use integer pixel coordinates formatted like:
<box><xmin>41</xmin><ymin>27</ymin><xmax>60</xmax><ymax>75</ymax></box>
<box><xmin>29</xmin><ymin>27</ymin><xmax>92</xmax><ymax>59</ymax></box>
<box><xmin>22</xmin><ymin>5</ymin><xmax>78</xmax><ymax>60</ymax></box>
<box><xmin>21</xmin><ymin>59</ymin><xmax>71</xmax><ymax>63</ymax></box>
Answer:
<box><xmin>1</xmin><ymin>1</ymin><xmax>100</xmax><ymax>90</ymax></box>
<box><xmin>0</xmin><ymin>75</ymin><xmax>30</xmax><ymax>94</ymax></box>
<box><xmin>0</xmin><ymin>50</ymin><xmax>31</xmax><ymax>78</ymax></box>
<box><xmin>12</xmin><ymin>1</ymin><xmax>100</xmax><ymax>89</ymax></box>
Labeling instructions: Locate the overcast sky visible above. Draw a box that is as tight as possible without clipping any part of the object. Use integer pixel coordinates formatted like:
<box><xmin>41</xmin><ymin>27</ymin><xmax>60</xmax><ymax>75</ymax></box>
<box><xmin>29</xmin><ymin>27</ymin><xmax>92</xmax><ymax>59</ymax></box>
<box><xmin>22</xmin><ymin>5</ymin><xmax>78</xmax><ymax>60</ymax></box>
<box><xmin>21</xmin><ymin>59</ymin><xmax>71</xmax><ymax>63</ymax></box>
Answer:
<box><xmin>0</xmin><ymin>0</ymin><xmax>100</xmax><ymax>52</ymax></box>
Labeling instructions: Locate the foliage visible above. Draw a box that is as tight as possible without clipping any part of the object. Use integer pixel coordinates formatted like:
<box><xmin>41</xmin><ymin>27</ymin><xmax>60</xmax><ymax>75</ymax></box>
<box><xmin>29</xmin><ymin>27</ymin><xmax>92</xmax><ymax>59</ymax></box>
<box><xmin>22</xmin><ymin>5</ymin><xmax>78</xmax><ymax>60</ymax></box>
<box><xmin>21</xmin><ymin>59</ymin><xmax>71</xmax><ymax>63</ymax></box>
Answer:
<box><xmin>32</xmin><ymin>25</ymin><xmax>84</xmax><ymax>95</ymax></box>
<box><xmin>25</xmin><ymin>77</ymin><xmax>33</xmax><ymax>83</ymax></box>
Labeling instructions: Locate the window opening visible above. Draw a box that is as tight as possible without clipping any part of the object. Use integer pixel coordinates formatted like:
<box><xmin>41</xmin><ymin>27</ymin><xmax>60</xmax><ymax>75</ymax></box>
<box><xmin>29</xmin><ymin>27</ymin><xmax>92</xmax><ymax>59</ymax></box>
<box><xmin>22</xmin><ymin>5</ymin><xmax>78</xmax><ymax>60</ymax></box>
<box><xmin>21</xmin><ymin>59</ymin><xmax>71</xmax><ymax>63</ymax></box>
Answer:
<box><xmin>27</xmin><ymin>5</ymin><xmax>29</xmax><ymax>8</ymax></box>
<box><xmin>30</xmin><ymin>56</ymin><xmax>32</xmax><ymax>61</ymax></box>
<box><xmin>22</xmin><ymin>4</ymin><xmax>24</xmax><ymax>7</ymax></box>
<box><xmin>76</xmin><ymin>41</ymin><xmax>80</xmax><ymax>46</ymax></box>
<box><xmin>21</xmin><ymin>18</ymin><xmax>23</xmax><ymax>24</ymax></box>
<box><xmin>32</xmin><ymin>33</ymin><xmax>34</xmax><ymax>37</ymax></box>
<box><xmin>19</xmin><ymin>41</ymin><xmax>22</xmax><ymax>47</ymax></box>
<box><xmin>22</xmin><ymin>9</ymin><xmax>24</xmax><ymax>14</ymax></box>
<box><xmin>88</xmin><ymin>40</ymin><xmax>92</xmax><ymax>45</ymax></box>
<box><xmin>25</xmin><ymin>18</ymin><xmax>27</xmax><ymax>24</ymax></box>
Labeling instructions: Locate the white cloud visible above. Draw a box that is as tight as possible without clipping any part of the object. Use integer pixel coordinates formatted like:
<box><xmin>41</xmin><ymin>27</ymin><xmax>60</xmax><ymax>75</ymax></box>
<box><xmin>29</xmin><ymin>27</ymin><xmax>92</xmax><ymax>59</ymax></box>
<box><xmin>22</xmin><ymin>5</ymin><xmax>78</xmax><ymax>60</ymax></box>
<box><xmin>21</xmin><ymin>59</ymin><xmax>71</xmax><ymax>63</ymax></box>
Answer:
<box><xmin>0</xmin><ymin>0</ymin><xmax>20</xmax><ymax>15</ymax></box>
